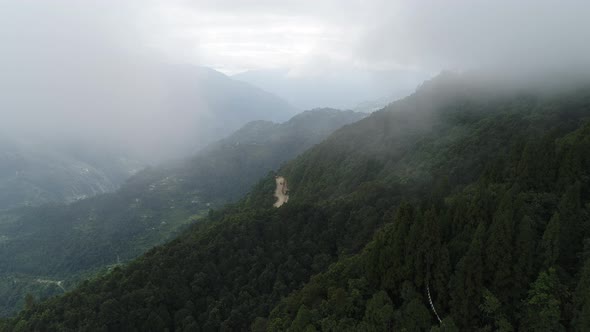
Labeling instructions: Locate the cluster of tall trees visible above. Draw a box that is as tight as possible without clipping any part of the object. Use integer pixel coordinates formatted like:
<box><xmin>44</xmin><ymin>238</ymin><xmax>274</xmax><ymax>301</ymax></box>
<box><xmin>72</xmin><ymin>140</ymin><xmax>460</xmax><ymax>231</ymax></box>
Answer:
<box><xmin>2</xmin><ymin>75</ymin><xmax>590</xmax><ymax>331</ymax></box>
<box><xmin>269</xmin><ymin>179</ymin><xmax>589</xmax><ymax>330</ymax></box>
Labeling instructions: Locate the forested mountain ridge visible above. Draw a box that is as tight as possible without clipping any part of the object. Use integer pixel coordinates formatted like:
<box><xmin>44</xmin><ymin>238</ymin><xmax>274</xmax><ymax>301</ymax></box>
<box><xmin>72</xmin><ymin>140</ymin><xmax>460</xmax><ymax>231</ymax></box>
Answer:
<box><xmin>0</xmin><ymin>65</ymin><xmax>297</xmax><ymax>212</ymax></box>
<box><xmin>0</xmin><ymin>109</ymin><xmax>364</xmax><ymax>318</ymax></box>
<box><xmin>176</xmin><ymin>108</ymin><xmax>366</xmax><ymax>203</ymax></box>
<box><xmin>3</xmin><ymin>73</ymin><xmax>590</xmax><ymax>331</ymax></box>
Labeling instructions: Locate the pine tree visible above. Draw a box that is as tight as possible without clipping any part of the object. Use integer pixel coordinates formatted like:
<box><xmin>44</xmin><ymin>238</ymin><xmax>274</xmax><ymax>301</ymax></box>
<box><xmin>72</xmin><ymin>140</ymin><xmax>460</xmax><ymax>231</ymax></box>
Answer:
<box><xmin>421</xmin><ymin>208</ymin><xmax>443</xmax><ymax>289</ymax></box>
<box><xmin>369</xmin><ymin>202</ymin><xmax>414</xmax><ymax>292</ymax></box>
<box><xmin>480</xmin><ymin>288</ymin><xmax>513</xmax><ymax>331</ymax></box>
<box><xmin>520</xmin><ymin>268</ymin><xmax>564</xmax><ymax>331</ymax></box>
<box><xmin>572</xmin><ymin>245</ymin><xmax>590</xmax><ymax>331</ymax></box>
<box><xmin>405</xmin><ymin>209</ymin><xmax>426</xmax><ymax>288</ymax></box>
<box><xmin>361</xmin><ymin>291</ymin><xmax>395</xmax><ymax>331</ymax></box>
<box><xmin>485</xmin><ymin>191</ymin><xmax>516</xmax><ymax>303</ymax></box>
<box><xmin>432</xmin><ymin>246</ymin><xmax>451</xmax><ymax>315</ymax></box>
<box><xmin>558</xmin><ymin>182</ymin><xmax>583</xmax><ymax>271</ymax></box>
<box><xmin>396</xmin><ymin>298</ymin><xmax>432</xmax><ymax>332</ymax></box>
<box><xmin>450</xmin><ymin>223</ymin><xmax>486</xmax><ymax>328</ymax></box>
<box><xmin>541</xmin><ymin>213</ymin><xmax>561</xmax><ymax>269</ymax></box>
<box><xmin>290</xmin><ymin>305</ymin><xmax>315</xmax><ymax>332</ymax></box>
<box><xmin>512</xmin><ymin>215</ymin><xmax>536</xmax><ymax>302</ymax></box>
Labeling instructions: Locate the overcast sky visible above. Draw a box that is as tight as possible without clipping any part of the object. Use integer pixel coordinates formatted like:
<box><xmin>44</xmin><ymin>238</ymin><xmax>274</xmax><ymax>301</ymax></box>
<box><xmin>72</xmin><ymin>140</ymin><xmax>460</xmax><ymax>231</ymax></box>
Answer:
<box><xmin>143</xmin><ymin>0</ymin><xmax>590</xmax><ymax>74</ymax></box>
<box><xmin>1</xmin><ymin>0</ymin><xmax>589</xmax><ymax>155</ymax></box>
<box><xmin>4</xmin><ymin>0</ymin><xmax>586</xmax><ymax>74</ymax></box>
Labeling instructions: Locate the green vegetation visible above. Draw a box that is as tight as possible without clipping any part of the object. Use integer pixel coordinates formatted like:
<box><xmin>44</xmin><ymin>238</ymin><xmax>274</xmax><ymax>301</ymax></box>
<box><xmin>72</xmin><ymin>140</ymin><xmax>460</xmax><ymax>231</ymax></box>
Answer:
<box><xmin>0</xmin><ymin>139</ymin><xmax>142</xmax><ymax>210</ymax></box>
<box><xmin>3</xmin><ymin>74</ymin><xmax>590</xmax><ymax>331</ymax></box>
<box><xmin>0</xmin><ymin>109</ymin><xmax>363</xmax><ymax>317</ymax></box>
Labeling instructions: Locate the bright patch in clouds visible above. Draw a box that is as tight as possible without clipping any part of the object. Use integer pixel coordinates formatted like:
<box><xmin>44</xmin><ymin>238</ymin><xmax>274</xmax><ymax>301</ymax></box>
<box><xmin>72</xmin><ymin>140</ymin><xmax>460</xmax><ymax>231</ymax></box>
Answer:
<box><xmin>142</xmin><ymin>3</ymin><xmax>358</xmax><ymax>75</ymax></box>
<box><xmin>138</xmin><ymin>0</ymin><xmax>590</xmax><ymax>76</ymax></box>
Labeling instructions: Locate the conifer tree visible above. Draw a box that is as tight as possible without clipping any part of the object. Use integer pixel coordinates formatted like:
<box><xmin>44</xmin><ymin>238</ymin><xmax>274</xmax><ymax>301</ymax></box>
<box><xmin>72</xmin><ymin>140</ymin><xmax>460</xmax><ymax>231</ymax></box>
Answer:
<box><xmin>558</xmin><ymin>182</ymin><xmax>583</xmax><ymax>270</ymax></box>
<box><xmin>572</xmin><ymin>243</ymin><xmax>590</xmax><ymax>331</ymax></box>
<box><xmin>520</xmin><ymin>268</ymin><xmax>563</xmax><ymax>331</ymax></box>
<box><xmin>361</xmin><ymin>291</ymin><xmax>395</xmax><ymax>331</ymax></box>
<box><xmin>512</xmin><ymin>215</ymin><xmax>536</xmax><ymax>302</ymax></box>
<box><xmin>541</xmin><ymin>213</ymin><xmax>561</xmax><ymax>269</ymax></box>
<box><xmin>485</xmin><ymin>191</ymin><xmax>516</xmax><ymax>303</ymax></box>
<box><xmin>370</xmin><ymin>202</ymin><xmax>414</xmax><ymax>292</ymax></box>
<box><xmin>450</xmin><ymin>223</ymin><xmax>486</xmax><ymax>328</ymax></box>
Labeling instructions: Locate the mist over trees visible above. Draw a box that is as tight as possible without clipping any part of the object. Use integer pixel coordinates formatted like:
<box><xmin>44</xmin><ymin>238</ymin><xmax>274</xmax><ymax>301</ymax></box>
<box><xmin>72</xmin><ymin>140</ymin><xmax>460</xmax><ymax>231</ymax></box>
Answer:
<box><xmin>4</xmin><ymin>73</ymin><xmax>590</xmax><ymax>331</ymax></box>
<box><xmin>2</xmin><ymin>1</ymin><xmax>590</xmax><ymax>331</ymax></box>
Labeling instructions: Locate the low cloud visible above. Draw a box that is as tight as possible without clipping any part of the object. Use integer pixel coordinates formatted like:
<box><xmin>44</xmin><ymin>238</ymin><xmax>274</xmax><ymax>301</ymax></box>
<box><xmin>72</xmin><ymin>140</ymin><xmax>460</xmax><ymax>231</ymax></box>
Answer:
<box><xmin>1</xmin><ymin>0</ymin><xmax>588</xmax><ymax>158</ymax></box>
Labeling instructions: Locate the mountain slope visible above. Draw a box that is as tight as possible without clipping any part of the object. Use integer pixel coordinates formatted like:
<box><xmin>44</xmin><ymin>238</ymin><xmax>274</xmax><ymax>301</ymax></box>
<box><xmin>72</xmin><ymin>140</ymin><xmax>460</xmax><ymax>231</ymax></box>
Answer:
<box><xmin>153</xmin><ymin>65</ymin><xmax>298</xmax><ymax>158</ymax></box>
<box><xmin>0</xmin><ymin>109</ymin><xmax>363</xmax><ymax>318</ymax></box>
<box><xmin>0</xmin><ymin>139</ymin><xmax>142</xmax><ymax>211</ymax></box>
<box><xmin>4</xmin><ymin>74</ymin><xmax>590</xmax><ymax>331</ymax></box>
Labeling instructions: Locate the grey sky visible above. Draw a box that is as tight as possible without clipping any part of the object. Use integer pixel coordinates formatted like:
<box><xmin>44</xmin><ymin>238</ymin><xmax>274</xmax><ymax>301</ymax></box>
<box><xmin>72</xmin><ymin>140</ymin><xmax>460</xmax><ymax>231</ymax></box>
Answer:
<box><xmin>142</xmin><ymin>0</ymin><xmax>590</xmax><ymax>74</ymax></box>
<box><xmin>2</xmin><ymin>0</ymin><xmax>588</xmax><ymax>84</ymax></box>
<box><xmin>1</xmin><ymin>0</ymin><xmax>589</xmax><ymax>156</ymax></box>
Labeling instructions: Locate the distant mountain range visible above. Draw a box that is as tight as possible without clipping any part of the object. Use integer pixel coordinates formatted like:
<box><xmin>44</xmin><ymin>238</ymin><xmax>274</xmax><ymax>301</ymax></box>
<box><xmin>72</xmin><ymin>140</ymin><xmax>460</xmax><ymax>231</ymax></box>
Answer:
<box><xmin>0</xmin><ymin>65</ymin><xmax>296</xmax><ymax>210</ymax></box>
<box><xmin>154</xmin><ymin>65</ymin><xmax>298</xmax><ymax>157</ymax></box>
<box><xmin>232</xmin><ymin>67</ymin><xmax>430</xmax><ymax>110</ymax></box>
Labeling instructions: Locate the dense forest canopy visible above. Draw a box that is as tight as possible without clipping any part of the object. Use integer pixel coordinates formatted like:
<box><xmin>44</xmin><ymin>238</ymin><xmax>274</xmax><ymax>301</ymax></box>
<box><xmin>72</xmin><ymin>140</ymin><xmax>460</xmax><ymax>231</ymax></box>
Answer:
<box><xmin>2</xmin><ymin>73</ymin><xmax>590</xmax><ymax>331</ymax></box>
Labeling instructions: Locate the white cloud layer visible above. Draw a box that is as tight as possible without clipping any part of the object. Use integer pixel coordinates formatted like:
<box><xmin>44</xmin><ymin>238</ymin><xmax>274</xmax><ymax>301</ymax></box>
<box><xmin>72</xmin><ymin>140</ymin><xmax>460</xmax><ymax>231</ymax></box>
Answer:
<box><xmin>3</xmin><ymin>0</ymin><xmax>589</xmax><ymax>80</ymax></box>
<box><xmin>140</xmin><ymin>0</ymin><xmax>590</xmax><ymax>75</ymax></box>
<box><xmin>1</xmin><ymin>0</ymin><xmax>589</xmax><ymax>150</ymax></box>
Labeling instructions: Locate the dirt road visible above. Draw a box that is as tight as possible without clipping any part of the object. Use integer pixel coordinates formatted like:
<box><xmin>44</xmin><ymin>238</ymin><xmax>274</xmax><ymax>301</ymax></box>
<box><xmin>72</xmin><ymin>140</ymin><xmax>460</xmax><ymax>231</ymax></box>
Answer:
<box><xmin>273</xmin><ymin>176</ymin><xmax>289</xmax><ymax>207</ymax></box>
